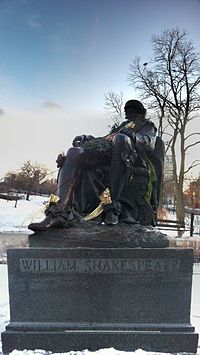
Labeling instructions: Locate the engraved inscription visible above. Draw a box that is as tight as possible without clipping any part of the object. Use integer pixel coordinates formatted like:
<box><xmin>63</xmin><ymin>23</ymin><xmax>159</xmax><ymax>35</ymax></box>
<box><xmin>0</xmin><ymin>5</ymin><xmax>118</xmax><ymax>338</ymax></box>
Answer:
<box><xmin>20</xmin><ymin>258</ymin><xmax>180</xmax><ymax>274</ymax></box>
<box><xmin>20</xmin><ymin>258</ymin><xmax>76</xmax><ymax>272</ymax></box>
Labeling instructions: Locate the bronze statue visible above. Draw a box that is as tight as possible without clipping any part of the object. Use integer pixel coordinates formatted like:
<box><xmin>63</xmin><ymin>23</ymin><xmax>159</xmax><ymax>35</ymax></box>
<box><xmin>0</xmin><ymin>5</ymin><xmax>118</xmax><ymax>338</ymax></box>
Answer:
<box><xmin>28</xmin><ymin>100</ymin><xmax>164</xmax><ymax>231</ymax></box>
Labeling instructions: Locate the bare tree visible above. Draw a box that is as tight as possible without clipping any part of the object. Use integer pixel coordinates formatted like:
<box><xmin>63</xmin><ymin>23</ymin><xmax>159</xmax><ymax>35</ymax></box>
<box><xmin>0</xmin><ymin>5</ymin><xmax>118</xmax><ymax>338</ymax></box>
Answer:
<box><xmin>17</xmin><ymin>160</ymin><xmax>49</xmax><ymax>200</ymax></box>
<box><xmin>104</xmin><ymin>90</ymin><xmax>124</xmax><ymax>131</ymax></box>
<box><xmin>129</xmin><ymin>28</ymin><xmax>200</xmax><ymax>223</ymax></box>
<box><xmin>3</xmin><ymin>167</ymin><xmax>57</xmax><ymax>198</ymax></box>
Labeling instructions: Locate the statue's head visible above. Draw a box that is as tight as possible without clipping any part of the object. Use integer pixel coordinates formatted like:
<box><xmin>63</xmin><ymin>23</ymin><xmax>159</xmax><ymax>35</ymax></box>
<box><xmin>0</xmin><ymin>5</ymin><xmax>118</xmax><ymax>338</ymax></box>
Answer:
<box><xmin>124</xmin><ymin>100</ymin><xmax>146</xmax><ymax>121</ymax></box>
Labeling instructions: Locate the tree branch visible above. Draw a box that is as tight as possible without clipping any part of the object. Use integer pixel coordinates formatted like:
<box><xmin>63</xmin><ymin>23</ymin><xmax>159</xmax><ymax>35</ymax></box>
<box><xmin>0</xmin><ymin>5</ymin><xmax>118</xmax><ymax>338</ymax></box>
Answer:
<box><xmin>184</xmin><ymin>160</ymin><xmax>200</xmax><ymax>174</ymax></box>
<box><xmin>185</xmin><ymin>140</ymin><xmax>200</xmax><ymax>152</ymax></box>
<box><xmin>184</xmin><ymin>132</ymin><xmax>200</xmax><ymax>141</ymax></box>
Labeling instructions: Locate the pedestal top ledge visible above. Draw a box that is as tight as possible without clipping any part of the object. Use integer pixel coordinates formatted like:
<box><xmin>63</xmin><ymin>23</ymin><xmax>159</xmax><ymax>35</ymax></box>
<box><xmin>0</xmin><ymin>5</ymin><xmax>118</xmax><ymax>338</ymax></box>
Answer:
<box><xmin>28</xmin><ymin>222</ymin><xmax>170</xmax><ymax>249</ymax></box>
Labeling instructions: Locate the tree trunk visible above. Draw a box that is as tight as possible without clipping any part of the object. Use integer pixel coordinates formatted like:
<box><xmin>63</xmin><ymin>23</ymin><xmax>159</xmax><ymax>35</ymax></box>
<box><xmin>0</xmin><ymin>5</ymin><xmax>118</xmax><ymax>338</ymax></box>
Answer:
<box><xmin>158</xmin><ymin>179</ymin><xmax>164</xmax><ymax>209</ymax></box>
<box><xmin>26</xmin><ymin>193</ymin><xmax>30</xmax><ymax>201</ymax></box>
<box><xmin>26</xmin><ymin>186</ymin><xmax>31</xmax><ymax>201</ymax></box>
<box><xmin>175</xmin><ymin>182</ymin><xmax>185</xmax><ymax>237</ymax></box>
<box><xmin>175</xmin><ymin>182</ymin><xmax>185</xmax><ymax>222</ymax></box>
<box><xmin>170</xmin><ymin>134</ymin><xmax>185</xmax><ymax>236</ymax></box>
<box><xmin>175</xmin><ymin>127</ymin><xmax>186</xmax><ymax>236</ymax></box>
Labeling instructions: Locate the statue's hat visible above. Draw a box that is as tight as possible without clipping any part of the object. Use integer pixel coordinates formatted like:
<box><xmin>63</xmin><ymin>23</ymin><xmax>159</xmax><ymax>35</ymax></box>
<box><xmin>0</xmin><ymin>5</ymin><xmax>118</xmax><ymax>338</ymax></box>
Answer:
<box><xmin>124</xmin><ymin>100</ymin><xmax>146</xmax><ymax>113</ymax></box>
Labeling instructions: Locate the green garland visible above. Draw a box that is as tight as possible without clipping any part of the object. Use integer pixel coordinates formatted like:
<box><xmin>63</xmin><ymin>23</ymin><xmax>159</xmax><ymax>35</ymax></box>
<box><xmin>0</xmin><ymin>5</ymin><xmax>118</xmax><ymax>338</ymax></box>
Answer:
<box><xmin>144</xmin><ymin>153</ymin><xmax>157</xmax><ymax>203</ymax></box>
<box><xmin>81</xmin><ymin>137</ymin><xmax>112</xmax><ymax>154</ymax></box>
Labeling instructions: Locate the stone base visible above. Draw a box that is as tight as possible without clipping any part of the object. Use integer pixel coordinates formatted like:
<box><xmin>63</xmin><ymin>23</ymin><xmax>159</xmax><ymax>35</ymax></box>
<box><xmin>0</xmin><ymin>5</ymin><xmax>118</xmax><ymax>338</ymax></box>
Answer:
<box><xmin>1</xmin><ymin>247</ymin><xmax>198</xmax><ymax>354</ymax></box>
<box><xmin>2</xmin><ymin>329</ymin><xmax>198</xmax><ymax>353</ymax></box>
<box><xmin>28</xmin><ymin>222</ymin><xmax>169</xmax><ymax>248</ymax></box>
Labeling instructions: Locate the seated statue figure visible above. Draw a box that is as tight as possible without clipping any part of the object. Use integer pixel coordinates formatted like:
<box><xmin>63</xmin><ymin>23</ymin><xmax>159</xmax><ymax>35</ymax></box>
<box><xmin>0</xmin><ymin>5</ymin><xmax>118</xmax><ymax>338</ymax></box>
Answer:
<box><xmin>28</xmin><ymin>99</ymin><xmax>164</xmax><ymax>231</ymax></box>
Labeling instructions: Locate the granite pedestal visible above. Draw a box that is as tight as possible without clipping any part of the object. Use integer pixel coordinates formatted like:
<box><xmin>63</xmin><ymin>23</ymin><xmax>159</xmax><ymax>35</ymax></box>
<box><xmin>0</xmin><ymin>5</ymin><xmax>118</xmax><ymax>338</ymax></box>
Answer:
<box><xmin>1</xmin><ymin>244</ymin><xmax>198</xmax><ymax>353</ymax></box>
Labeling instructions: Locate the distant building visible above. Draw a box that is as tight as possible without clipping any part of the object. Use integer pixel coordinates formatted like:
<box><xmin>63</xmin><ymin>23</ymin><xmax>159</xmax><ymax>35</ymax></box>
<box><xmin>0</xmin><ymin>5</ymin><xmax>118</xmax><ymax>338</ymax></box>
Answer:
<box><xmin>164</xmin><ymin>155</ymin><xmax>173</xmax><ymax>180</ymax></box>
<box><xmin>186</xmin><ymin>177</ymin><xmax>200</xmax><ymax>208</ymax></box>
<box><xmin>163</xmin><ymin>155</ymin><xmax>174</xmax><ymax>206</ymax></box>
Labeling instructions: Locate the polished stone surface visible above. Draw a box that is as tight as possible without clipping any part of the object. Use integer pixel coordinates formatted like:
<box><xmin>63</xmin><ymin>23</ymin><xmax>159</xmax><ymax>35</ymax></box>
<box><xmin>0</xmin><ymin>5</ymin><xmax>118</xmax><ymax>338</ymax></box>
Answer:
<box><xmin>1</xmin><ymin>247</ymin><xmax>198</xmax><ymax>353</ymax></box>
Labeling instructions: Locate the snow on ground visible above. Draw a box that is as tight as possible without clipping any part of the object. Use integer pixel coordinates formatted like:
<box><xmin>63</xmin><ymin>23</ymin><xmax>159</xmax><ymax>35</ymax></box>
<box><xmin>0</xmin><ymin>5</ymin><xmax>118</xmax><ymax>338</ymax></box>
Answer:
<box><xmin>3</xmin><ymin>348</ymin><xmax>172</xmax><ymax>355</ymax></box>
<box><xmin>0</xmin><ymin>196</ymin><xmax>49</xmax><ymax>234</ymax></box>
<box><xmin>7</xmin><ymin>349</ymin><xmax>172</xmax><ymax>355</ymax></box>
<box><xmin>0</xmin><ymin>264</ymin><xmax>9</xmax><ymax>354</ymax></box>
<box><xmin>0</xmin><ymin>195</ymin><xmax>199</xmax><ymax>238</ymax></box>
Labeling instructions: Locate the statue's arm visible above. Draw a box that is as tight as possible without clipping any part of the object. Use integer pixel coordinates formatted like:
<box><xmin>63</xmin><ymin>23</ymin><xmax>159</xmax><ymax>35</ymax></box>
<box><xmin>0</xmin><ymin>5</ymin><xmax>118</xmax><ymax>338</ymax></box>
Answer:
<box><xmin>72</xmin><ymin>134</ymin><xmax>95</xmax><ymax>147</ymax></box>
<box><xmin>135</xmin><ymin>121</ymin><xmax>157</xmax><ymax>152</ymax></box>
<box><xmin>56</xmin><ymin>135</ymin><xmax>95</xmax><ymax>168</ymax></box>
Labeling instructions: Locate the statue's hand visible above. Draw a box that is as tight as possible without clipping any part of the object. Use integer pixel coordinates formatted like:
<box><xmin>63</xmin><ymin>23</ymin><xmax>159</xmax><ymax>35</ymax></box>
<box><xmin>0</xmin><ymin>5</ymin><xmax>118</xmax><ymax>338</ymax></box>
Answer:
<box><xmin>56</xmin><ymin>153</ymin><xmax>66</xmax><ymax>168</ymax></box>
<box><xmin>119</xmin><ymin>127</ymin><xmax>136</xmax><ymax>141</ymax></box>
<box><xmin>72</xmin><ymin>135</ymin><xmax>86</xmax><ymax>147</ymax></box>
<box><xmin>72</xmin><ymin>135</ymin><xmax>95</xmax><ymax>147</ymax></box>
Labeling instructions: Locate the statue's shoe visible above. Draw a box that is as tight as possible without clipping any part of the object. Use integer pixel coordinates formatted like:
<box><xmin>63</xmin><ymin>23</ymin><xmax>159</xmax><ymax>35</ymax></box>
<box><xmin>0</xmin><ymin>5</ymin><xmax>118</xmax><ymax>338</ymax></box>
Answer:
<box><xmin>104</xmin><ymin>210</ymin><xmax>119</xmax><ymax>225</ymax></box>
<box><xmin>28</xmin><ymin>215</ymin><xmax>68</xmax><ymax>231</ymax></box>
<box><xmin>120</xmin><ymin>209</ymin><xmax>139</xmax><ymax>224</ymax></box>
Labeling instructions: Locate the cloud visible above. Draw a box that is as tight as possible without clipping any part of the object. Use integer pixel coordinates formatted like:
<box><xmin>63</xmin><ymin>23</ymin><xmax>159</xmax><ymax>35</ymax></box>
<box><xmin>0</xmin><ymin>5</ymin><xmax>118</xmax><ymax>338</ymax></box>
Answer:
<box><xmin>26</xmin><ymin>14</ymin><xmax>42</xmax><ymax>30</ymax></box>
<box><xmin>0</xmin><ymin>107</ymin><xmax>4</xmax><ymax>115</ymax></box>
<box><xmin>48</xmin><ymin>32</ymin><xmax>72</xmax><ymax>54</ymax></box>
<box><xmin>42</xmin><ymin>100</ymin><xmax>63</xmax><ymax>111</ymax></box>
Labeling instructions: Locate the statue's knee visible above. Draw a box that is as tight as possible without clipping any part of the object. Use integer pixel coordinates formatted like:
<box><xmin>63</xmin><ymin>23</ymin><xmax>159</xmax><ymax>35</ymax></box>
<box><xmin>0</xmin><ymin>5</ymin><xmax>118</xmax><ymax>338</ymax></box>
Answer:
<box><xmin>112</xmin><ymin>133</ymin><xmax>132</xmax><ymax>148</ymax></box>
<box><xmin>65</xmin><ymin>147</ymin><xmax>85</xmax><ymax>165</ymax></box>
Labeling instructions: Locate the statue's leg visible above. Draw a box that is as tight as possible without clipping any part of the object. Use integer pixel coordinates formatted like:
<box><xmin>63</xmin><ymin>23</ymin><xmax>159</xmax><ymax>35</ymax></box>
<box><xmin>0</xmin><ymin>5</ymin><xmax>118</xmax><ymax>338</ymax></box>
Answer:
<box><xmin>132</xmin><ymin>171</ymin><xmax>154</xmax><ymax>225</ymax></box>
<box><xmin>57</xmin><ymin>147</ymin><xmax>85</xmax><ymax>205</ymax></box>
<box><xmin>104</xmin><ymin>133</ymin><xmax>137</xmax><ymax>225</ymax></box>
<box><xmin>28</xmin><ymin>147</ymin><xmax>85</xmax><ymax>231</ymax></box>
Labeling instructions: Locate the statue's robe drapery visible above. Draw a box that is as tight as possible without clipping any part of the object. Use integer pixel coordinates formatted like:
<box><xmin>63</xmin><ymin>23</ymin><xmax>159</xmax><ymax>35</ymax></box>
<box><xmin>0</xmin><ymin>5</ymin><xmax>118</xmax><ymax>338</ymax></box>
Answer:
<box><xmin>71</xmin><ymin>119</ymin><xmax>165</xmax><ymax>225</ymax></box>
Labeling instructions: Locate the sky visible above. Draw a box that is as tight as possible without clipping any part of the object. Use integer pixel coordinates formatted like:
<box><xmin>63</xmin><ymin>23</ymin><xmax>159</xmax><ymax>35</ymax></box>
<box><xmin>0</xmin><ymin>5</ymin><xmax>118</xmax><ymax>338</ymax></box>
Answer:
<box><xmin>0</xmin><ymin>0</ymin><xmax>200</xmax><ymax>178</ymax></box>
